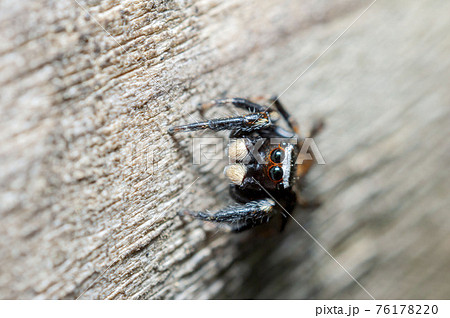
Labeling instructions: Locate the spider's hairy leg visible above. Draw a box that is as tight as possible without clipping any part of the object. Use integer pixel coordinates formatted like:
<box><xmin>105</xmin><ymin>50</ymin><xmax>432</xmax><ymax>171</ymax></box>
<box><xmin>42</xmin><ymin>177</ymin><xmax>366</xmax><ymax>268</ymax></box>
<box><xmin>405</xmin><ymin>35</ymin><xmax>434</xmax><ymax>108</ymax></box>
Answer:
<box><xmin>179</xmin><ymin>199</ymin><xmax>276</xmax><ymax>232</ymax></box>
<box><xmin>308</xmin><ymin>118</ymin><xmax>325</xmax><ymax>138</ymax></box>
<box><xmin>295</xmin><ymin>117</ymin><xmax>325</xmax><ymax>179</ymax></box>
<box><xmin>266</xmin><ymin>95</ymin><xmax>302</xmax><ymax>136</ymax></box>
<box><xmin>168</xmin><ymin>112</ymin><xmax>271</xmax><ymax>134</ymax></box>
<box><xmin>198</xmin><ymin>97</ymin><xmax>265</xmax><ymax>114</ymax></box>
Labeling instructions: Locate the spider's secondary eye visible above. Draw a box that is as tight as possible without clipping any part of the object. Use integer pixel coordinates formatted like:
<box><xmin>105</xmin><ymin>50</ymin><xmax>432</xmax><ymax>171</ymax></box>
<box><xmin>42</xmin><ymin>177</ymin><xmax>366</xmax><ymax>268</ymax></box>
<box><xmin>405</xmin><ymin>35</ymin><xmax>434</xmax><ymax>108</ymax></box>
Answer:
<box><xmin>270</xmin><ymin>149</ymin><xmax>284</xmax><ymax>163</ymax></box>
<box><xmin>269</xmin><ymin>166</ymin><xmax>283</xmax><ymax>181</ymax></box>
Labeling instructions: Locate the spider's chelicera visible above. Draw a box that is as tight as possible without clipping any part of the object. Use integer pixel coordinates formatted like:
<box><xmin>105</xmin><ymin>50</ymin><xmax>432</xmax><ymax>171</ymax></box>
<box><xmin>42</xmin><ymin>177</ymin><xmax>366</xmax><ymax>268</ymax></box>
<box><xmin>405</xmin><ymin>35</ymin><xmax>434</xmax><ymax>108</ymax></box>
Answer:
<box><xmin>168</xmin><ymin>97</ymin><xmax>323</xmax><ymax>232</ymax></box>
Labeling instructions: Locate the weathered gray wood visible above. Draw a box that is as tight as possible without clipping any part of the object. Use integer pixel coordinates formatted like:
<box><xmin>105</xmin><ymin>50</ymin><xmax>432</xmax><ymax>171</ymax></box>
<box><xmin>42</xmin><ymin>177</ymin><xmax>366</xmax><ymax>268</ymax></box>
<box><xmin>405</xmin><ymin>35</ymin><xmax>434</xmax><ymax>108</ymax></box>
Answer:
<box><xmin>1</xmin><ymin>0</ymin><xmax>449</xmax><ymax>299</ymax></box>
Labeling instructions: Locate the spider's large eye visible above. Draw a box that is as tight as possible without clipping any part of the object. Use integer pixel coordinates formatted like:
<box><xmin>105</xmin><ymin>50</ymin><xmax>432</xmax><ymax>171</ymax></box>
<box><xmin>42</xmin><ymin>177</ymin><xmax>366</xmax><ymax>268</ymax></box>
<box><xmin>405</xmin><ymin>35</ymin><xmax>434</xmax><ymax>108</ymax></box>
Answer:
<box><xmin>269</xmin><ymin>166</ymin><xmax>283</xmax><ymax>181</ymax></box>
<box><xmin>270</xmin><ymin>148</ymin><xmax>284</xmax><ymax>163</ymax></box>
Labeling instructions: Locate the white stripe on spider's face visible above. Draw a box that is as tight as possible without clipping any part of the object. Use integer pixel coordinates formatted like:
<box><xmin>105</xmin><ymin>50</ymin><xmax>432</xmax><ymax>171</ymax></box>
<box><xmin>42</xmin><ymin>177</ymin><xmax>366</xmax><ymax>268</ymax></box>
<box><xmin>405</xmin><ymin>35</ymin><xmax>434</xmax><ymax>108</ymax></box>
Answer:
<box><xmin>282</xmin><ymin>143</ymin><xmax>294</xmax><ymax>188</ymax></box>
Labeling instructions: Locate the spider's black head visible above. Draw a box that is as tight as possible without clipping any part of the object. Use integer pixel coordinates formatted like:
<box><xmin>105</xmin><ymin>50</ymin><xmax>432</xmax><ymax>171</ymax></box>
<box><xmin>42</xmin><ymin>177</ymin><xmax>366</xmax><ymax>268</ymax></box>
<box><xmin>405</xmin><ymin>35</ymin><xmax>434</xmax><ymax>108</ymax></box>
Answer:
<box><xmin>224</xmin><ymin>138</ymin><xmax>299</xmax><ymax>192</ymax></box>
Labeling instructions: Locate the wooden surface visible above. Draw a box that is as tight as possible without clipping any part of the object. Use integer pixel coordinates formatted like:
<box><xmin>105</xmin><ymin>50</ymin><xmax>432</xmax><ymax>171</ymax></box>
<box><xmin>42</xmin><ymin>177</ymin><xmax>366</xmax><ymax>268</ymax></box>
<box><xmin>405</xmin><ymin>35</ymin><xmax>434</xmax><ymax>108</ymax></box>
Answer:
<box><xmin>1</xmin><ymin>0</ymin><xmax>449</xmax><ymax>299</ymax></box>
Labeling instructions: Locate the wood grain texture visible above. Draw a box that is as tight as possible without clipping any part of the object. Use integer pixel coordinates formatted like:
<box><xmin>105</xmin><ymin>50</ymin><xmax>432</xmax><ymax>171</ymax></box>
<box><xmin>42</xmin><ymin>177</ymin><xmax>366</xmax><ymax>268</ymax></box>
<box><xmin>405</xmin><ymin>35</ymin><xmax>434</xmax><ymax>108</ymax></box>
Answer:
<box><xmin>1</xmin><ymin>0</ymin><xmax>449</xmax><ymax>299</ymax></box>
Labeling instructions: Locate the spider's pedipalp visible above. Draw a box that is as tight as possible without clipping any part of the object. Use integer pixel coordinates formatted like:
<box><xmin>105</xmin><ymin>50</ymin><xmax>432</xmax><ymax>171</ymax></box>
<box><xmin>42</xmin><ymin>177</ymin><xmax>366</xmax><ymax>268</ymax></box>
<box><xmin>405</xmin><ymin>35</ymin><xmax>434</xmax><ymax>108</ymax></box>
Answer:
<box><xmin>224</xmin><ymin>164</ymin><xmax>247</xmax><ymax>185</ymax></box>
<box><xmin>228</xmin><ymin>139</ymin><xmax>248</xmax><ymax>162</ymax></box>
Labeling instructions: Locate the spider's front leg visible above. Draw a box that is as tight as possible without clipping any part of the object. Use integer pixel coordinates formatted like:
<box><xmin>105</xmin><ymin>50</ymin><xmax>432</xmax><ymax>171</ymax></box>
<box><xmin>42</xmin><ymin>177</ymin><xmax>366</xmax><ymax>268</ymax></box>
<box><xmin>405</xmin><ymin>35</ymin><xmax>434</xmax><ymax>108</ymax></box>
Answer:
<box><xmin>179</xmin><ymin>199</ymin><xmax>276</xmax><ymax>232</ymax></box>
<box><xmin>168</xmin><ymin>112</ymin><xmax>272</xmax><ymax>134</ymax></box>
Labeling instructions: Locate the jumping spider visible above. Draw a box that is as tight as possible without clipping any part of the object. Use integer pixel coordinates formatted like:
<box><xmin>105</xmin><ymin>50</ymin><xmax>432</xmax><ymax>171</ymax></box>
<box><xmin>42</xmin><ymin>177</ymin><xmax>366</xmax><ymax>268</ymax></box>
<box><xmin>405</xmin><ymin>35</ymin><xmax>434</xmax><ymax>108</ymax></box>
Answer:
<box><xmin>168</xmin><ymin>96</ymin><xmax>323</xmax><ymax>232</ymax></box>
